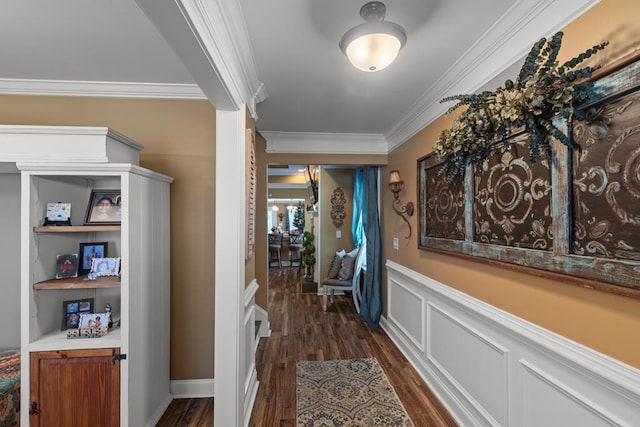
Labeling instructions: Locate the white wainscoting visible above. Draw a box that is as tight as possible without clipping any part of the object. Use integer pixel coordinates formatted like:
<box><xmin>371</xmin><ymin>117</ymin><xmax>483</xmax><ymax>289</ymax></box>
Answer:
<box><xmin>382</xmin><ymin>261</ymin><xmax>640</xmax><ymax>427</ymax></box>
<box><xmin>244</xmin><ymin>279</ymin><xmax>260</xmax><ymax>427</ymax></box>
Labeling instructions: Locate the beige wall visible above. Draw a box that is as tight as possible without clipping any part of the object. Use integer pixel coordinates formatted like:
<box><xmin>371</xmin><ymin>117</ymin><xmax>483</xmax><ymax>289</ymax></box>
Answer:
<box><xmin>0</xmin><ymin>95</ymin><xmax>216</xmax><ymax>380</ymax></box>
<box><xmin>384</xmin><ymin>0</ymin><xmax>640</xmax><ymax>370</ymax></box>
<box><xmin>319</xmin><ymin>168</ymin><xmax>355</xmax><ymax>280</ymax></box>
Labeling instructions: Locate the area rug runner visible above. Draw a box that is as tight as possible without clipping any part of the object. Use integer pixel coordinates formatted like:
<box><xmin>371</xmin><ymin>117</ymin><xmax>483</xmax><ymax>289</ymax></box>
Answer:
<box><xmin>296</xmin><ymin>357</ymin><xmax>413</xmax><ymax>426</ymax></box>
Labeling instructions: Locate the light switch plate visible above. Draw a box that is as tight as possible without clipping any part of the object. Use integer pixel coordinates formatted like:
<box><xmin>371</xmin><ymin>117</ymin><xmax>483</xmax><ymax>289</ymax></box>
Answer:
<box><xmin>393</xmin><ymin>237</ymin><xmax>399</xmax><ymax>250</ymax></box>
<box><xmin>336</xmin><ymin>230</ymin><xmax>341</xmax><ymax>238</ymax></box>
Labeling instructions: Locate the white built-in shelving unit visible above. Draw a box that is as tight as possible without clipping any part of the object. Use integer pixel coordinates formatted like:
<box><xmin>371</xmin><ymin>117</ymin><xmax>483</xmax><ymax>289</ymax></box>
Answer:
<box><xmin>0</xmin><ymin>125</ymin><xmax>173</xmax><ymax>426</ymax></box>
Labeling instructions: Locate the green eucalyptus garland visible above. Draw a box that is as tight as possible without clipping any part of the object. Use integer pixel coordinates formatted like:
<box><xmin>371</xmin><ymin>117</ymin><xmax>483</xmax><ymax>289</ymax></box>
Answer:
<box><xmin>434</xmin><ymin>32</ymin><xmax>608</xmax><ymax>180</ymax></box>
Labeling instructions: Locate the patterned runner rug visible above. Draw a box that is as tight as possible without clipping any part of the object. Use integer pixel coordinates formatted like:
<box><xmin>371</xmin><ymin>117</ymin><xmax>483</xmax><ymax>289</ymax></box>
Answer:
<box><xmin>296</xmin><ymin>357</ymin><xmax>413</xmax><ymax>426</ymax></box>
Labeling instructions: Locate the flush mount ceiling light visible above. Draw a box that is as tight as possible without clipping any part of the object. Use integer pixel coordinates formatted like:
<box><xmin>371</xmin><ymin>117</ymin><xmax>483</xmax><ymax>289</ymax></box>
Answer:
<box><xmin>339</xmin><ymin>1</ymin><xmax>406</xmax><ymax>72</ymax></box>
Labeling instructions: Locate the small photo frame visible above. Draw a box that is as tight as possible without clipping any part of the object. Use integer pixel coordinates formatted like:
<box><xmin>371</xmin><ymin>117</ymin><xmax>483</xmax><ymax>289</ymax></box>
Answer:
<box><xmin>84</xmin><ymin>190</ymin><xmax>121</xmax><ymax>225</ymax></box>
<box><xmin>78</xmin><ymin>312</ymin><xmax>110</xmax><ymax>337</ymax></box>
<box><xmin>79</xmin><ymin>242</ymin><xmax>108</xmax><ymax>275</ymax></box>
<box><xmin>56</xmin><ymin>253</ymin><xmax>79</xmax><ymax>279</ymax></box>
<box><xmin>44</xmin><ymin>202</ymin><xmax>72</xmax><ymax>226</ymax></box>
<box><xmin>89</xmin><ymin>257</ymin><xmax>120</xmax><ymax>278</ymax></box>
<box><xmin>62</xmin><ymin>297</ymin><xmax>94</xmax><ymax>330</ymax></box>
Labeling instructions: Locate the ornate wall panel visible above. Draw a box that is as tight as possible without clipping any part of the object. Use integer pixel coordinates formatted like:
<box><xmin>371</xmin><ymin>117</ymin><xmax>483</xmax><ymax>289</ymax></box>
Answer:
<box><xmin>473</xmin><ymin>134</ymin><xmax>553</xmax><ymax>250</ymax></box>
<box><xmin>421</xmin><ymin>155</ymin><xmax>465</xmax><ymax>240</ymax></box>
<box><xmin>418</xmin><ymin>55</ymin><xmax>640</xmax><ymax>296</ymax></box>
<box><xmin>573</xmin><ymin>90</ymin><xmax>640</xmax><ymax>261</ymax></box>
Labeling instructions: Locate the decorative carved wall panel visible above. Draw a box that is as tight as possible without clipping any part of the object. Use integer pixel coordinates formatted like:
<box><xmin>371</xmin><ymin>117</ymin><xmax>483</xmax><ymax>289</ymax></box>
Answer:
<box><xmin>330</xmin><ymin>187</ymin><xmax>346</xmax><ymax>228</ymax></box>
<box><xmin>422</xmin><ymin>156</ymin><xmax>465</xmax><ymax>240</ymax></box>
<box><xmin>418</xmin><ymin>55</ymin><xmax>640</xmax><ymax>297</ymax></box>
<box><xmin>573</xmin><ymin>90</ymin><xmax>640</xmax><ymax>261</ymax></box>
<box><xmin>473</xmin><ymin>134</ymin><xmax>553</xmax><ymax>250</ymax></box>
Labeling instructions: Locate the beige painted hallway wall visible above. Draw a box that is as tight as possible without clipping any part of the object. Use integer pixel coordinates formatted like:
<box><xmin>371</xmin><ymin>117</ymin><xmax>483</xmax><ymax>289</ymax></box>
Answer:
<box><xmin>319</xmin><ymin>168</ymin><xmax>355</xmax><ymax>280</ymax></box>
<box><xmin>0</xmin><ymin>95</ymin><xmax>216</xmax><ymax>380</ymax></box>
<box><xmin>384</xmin><ymin>0</ymin><xmax>640</xmax><ymax>370</ymax></box>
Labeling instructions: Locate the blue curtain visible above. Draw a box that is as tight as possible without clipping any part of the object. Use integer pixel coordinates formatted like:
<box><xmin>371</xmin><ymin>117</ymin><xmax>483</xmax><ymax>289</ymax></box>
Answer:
<box><xmin>359</xmin><ymin>167</ymin><xmax>382</xmax><ymax>330</ymax></box>
<box><xmin>351</xmin><ymin>169</ymin><xmax>365</xmax><ymax>248</ymax></box>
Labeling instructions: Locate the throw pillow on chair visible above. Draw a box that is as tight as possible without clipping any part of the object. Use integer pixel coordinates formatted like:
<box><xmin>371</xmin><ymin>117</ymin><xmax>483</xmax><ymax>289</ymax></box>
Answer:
<box><xmin>337</xmin><ymin>248</ymin><xmax>358</xmax><ymax>280</ymax></box>
<box><xmin>327</xmin><ymin>249</ymin><xmax>346</xmax><ymax>279</ymax></box>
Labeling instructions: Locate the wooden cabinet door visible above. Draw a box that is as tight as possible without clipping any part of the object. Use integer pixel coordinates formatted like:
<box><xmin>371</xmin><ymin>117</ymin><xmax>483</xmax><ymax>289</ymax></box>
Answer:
<box><xmin>30</xmin><ymin>348</ymin><xmax>120</xmax><ymax>427</ymax></box>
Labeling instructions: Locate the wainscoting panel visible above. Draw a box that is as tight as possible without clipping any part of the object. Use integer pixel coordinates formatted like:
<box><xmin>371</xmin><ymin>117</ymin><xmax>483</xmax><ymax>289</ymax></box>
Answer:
<box><xmin>520</xmin><ymin>361</ymin><xmax>626</xmax><ymax>427</ymax></box>
<box><xmin>243</xmin><ymin>280</ymin><xmax>260</xmax><ymax>426</ymax></box>
<box><xmin>428</xmin><ymin>304</ymin><xmax>509</xmax><ymax>426</ymax></box>
<box><xmin>388</xmin><ymin>277</ymin><xmax>425</xmax><ymax>351</ymax></box>
<box><xmin>382</xmin><ymin>261</ymin><xmax>640</xmax><ymax>427</ymax></box>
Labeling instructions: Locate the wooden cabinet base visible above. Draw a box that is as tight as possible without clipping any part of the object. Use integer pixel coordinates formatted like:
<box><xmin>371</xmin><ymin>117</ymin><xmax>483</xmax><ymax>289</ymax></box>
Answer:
<box><xmin>30</xmin><ymin>348</ymin><xmax>120</xmax><ymax>426</ymax></box>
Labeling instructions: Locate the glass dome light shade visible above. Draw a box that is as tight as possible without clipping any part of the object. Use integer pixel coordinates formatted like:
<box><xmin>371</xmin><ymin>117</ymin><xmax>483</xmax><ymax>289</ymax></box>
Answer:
<box><xmin>340</xmin><ymin>21</ymin><xmax>406</xmax><ymax>72</ymax></box>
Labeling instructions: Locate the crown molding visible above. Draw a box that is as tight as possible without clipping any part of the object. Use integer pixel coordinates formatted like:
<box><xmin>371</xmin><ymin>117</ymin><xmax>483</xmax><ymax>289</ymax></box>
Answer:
<box><xmin>262</xmin><ymin>131</ymin><xmax>388</xmax><ymax>155</ymax></box>
<box><xmin>0</xmin><ymin>1</ymin><xmax>266</xmax><ymax>110</ymax></box>
<box><xmin>133</xmin><ymin>0</ymin><xmax>264</xmax><ymax>112</ymax></box>
<box><xmin>0</xmin><ymin>124</ymin><xmax>143</xmax><ymax>150</ymax></box>
<box><xmin>386</xmin><ymin>0</ymin><xmax>601</xmax><ymax>152</ymax></box>
<box><xmin>0</xmin><ymin>78</ymin><xmax>206</xmax><ymax>99</ymax></box>
<box><xmin>173</xmin><ymin>0</ymin><xmax>266</xmax><ymax>113</ymax></box>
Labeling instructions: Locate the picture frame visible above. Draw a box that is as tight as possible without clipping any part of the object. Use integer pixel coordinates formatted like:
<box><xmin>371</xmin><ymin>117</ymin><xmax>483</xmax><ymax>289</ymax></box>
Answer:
<box><xmin>78</xmin><ymin>312</ymin><xmax>110</xmax><ymax>338</ymax></box>
<box><xmin>44</xmin><ymin>202</ymin><xmax>72</xmax><ymax>226</ymax></box>
<box><xmin>62</xmin><ymin>297</ymin><xmax>94</xmax><ymax>330</ymax></box>
<box><xmin>55</xmin><ymin>253</ymin><xmax>79</xmax><ymax>279</ymax></box>
<box><xmin>84</xmin><ymin>190</ymin><xmax>121</xmax><ymax>225</ymax></box>
<box><xmin>78</xmin><ymin>242</ymin><xmax>108</xmax><ymax>275</ymax></box>
<box><xmin>89</xmin><ymin>257</ymin><xmax>120</xmax><ymax>278</ymax></box>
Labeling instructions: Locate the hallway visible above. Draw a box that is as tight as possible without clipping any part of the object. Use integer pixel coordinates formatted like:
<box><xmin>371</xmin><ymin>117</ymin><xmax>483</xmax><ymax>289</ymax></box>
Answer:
<box><xmin>248</xmin><ymin>266</ymin><xmax>457</xmax><ymax>426</ymax></box>
<box><xmin>157</xmin><ymin>266</ymin><xmax>457</xmax><ymax>426</ymax></box>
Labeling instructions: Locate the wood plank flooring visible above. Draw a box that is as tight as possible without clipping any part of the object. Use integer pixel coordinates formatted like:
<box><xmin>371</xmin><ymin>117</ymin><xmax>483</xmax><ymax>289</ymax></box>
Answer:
<box><xmin>156</xmin><ymin>266</ymin><xmax>457</xmax><ymax>426</ymax></box>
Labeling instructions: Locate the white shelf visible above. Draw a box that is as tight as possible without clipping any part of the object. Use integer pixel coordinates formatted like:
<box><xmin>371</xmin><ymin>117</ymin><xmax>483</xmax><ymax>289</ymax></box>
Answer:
<box><xmin>28</xmin><ymin>327</ymin><xmax>121</xmax><ymax>352</ymax></box>
<box><xmin>16</xmin><ymin>128</ymin><xmax>172</xmax><ymax>426</ymax></box>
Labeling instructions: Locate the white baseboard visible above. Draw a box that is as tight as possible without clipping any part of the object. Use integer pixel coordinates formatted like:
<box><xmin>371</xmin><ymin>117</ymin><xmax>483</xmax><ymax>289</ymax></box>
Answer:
<box><xmin>255</xmin><ymin>304</ymin><xmax>271</xmax><ymax>338</ymax></box>
<box><xmin>146</xmin><ymin>393</ymin><xmax>174</xmax><ymax>427</ymax></box>
<box><xmin>170</xmin><ymin>379</ymin><xmax>215</xmax><ymax>398</ymax></box>
<box><xmin>383</xmin><ymin>260</ymin><xmax>640</xmax><ymax>427</ymax></box>
<box><xmin>244</xmin><ymin>371</ymin><xmax>260</xmax><ymax>427</ymax></box>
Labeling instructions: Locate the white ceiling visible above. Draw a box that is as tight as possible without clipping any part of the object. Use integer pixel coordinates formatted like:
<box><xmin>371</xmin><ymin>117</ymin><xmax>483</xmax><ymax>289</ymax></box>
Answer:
<box><xmin>238</xmin><ymin>0</ymin><xmax>516</xmax><ymax>135</ymax></box>
<box><xmin>0</xmin><ymin>0</ymin><xmax>597</xmax><ymax>151</ymax></box>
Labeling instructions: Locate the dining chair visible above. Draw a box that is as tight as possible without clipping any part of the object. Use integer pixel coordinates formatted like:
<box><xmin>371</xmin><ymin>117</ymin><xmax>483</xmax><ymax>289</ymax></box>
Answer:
<box><xmin>268</xmin><ymin>233</ymin><xmax>283</xmax><ymax>268</ymax></box>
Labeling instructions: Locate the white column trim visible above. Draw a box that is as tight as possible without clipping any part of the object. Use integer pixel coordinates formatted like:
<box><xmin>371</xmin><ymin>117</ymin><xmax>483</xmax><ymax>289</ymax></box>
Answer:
<box><xmin>214</xmin><ymin>108</ymin><xmax>247</xmax><ymax>427</ymax></box>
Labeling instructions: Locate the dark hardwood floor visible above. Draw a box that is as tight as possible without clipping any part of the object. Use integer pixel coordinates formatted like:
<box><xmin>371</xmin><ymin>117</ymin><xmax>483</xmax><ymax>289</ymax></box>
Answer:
<box><xmin>157</xmin><ymin>266</ymin><xmax>457</xmax><ymax>426</ymax></box>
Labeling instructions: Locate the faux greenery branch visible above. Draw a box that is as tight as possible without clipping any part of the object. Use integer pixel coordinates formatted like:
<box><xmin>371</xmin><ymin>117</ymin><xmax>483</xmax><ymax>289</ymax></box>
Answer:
<box><xmin>434</xmin><ymin>32</ymin><xmax>608</xmax><ymax>180</ymax></box>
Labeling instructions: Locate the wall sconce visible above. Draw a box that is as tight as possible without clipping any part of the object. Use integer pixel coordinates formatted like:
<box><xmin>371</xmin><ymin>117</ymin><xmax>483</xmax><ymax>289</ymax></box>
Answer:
<box><xmin>388</xmin><ymin>170</ymin><xmax>414</xmax><ymax>239</ymax></box>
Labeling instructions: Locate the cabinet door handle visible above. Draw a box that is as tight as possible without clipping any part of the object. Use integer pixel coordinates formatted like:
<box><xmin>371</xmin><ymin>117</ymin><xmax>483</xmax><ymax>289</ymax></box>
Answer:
<box><xmin>29</xmin><ymin>401</ymin><xmax>40</xmax><ymax>415</ymax></box>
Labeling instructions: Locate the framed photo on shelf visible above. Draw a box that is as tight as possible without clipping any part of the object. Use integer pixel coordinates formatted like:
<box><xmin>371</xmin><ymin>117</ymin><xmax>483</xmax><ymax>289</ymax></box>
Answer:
<box><xmin>62</xmin><ymin>297</ymin><xmax>94</xmax><ymax>330</ymax></box>
<box><xmin>78</xmin><ymin>242</ymin><xmax>108</xmax><ymax>274</ymax></box>
<box><xmin>89</xmin><ymin>257</ymin><xmax>120</xmax><ymax>278</ymax></box>
<box><xmin>55</xmin><ymin>253</ymin><xmax>79</xmax><ymax>279</ymax></box>
<box><xmin>44</xmin><ymin>202</ymin><xmax>72</xmax><ymax>226</ymax></box>
<box><xmin>78</xmin><ymin>312</ymin><xmax>110</xmax><ymax>337</ymax></box>
<box><xmin>84</xmin><ymin>190</ymin><xmax>121</xmax><ymax>225</ymax></box>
